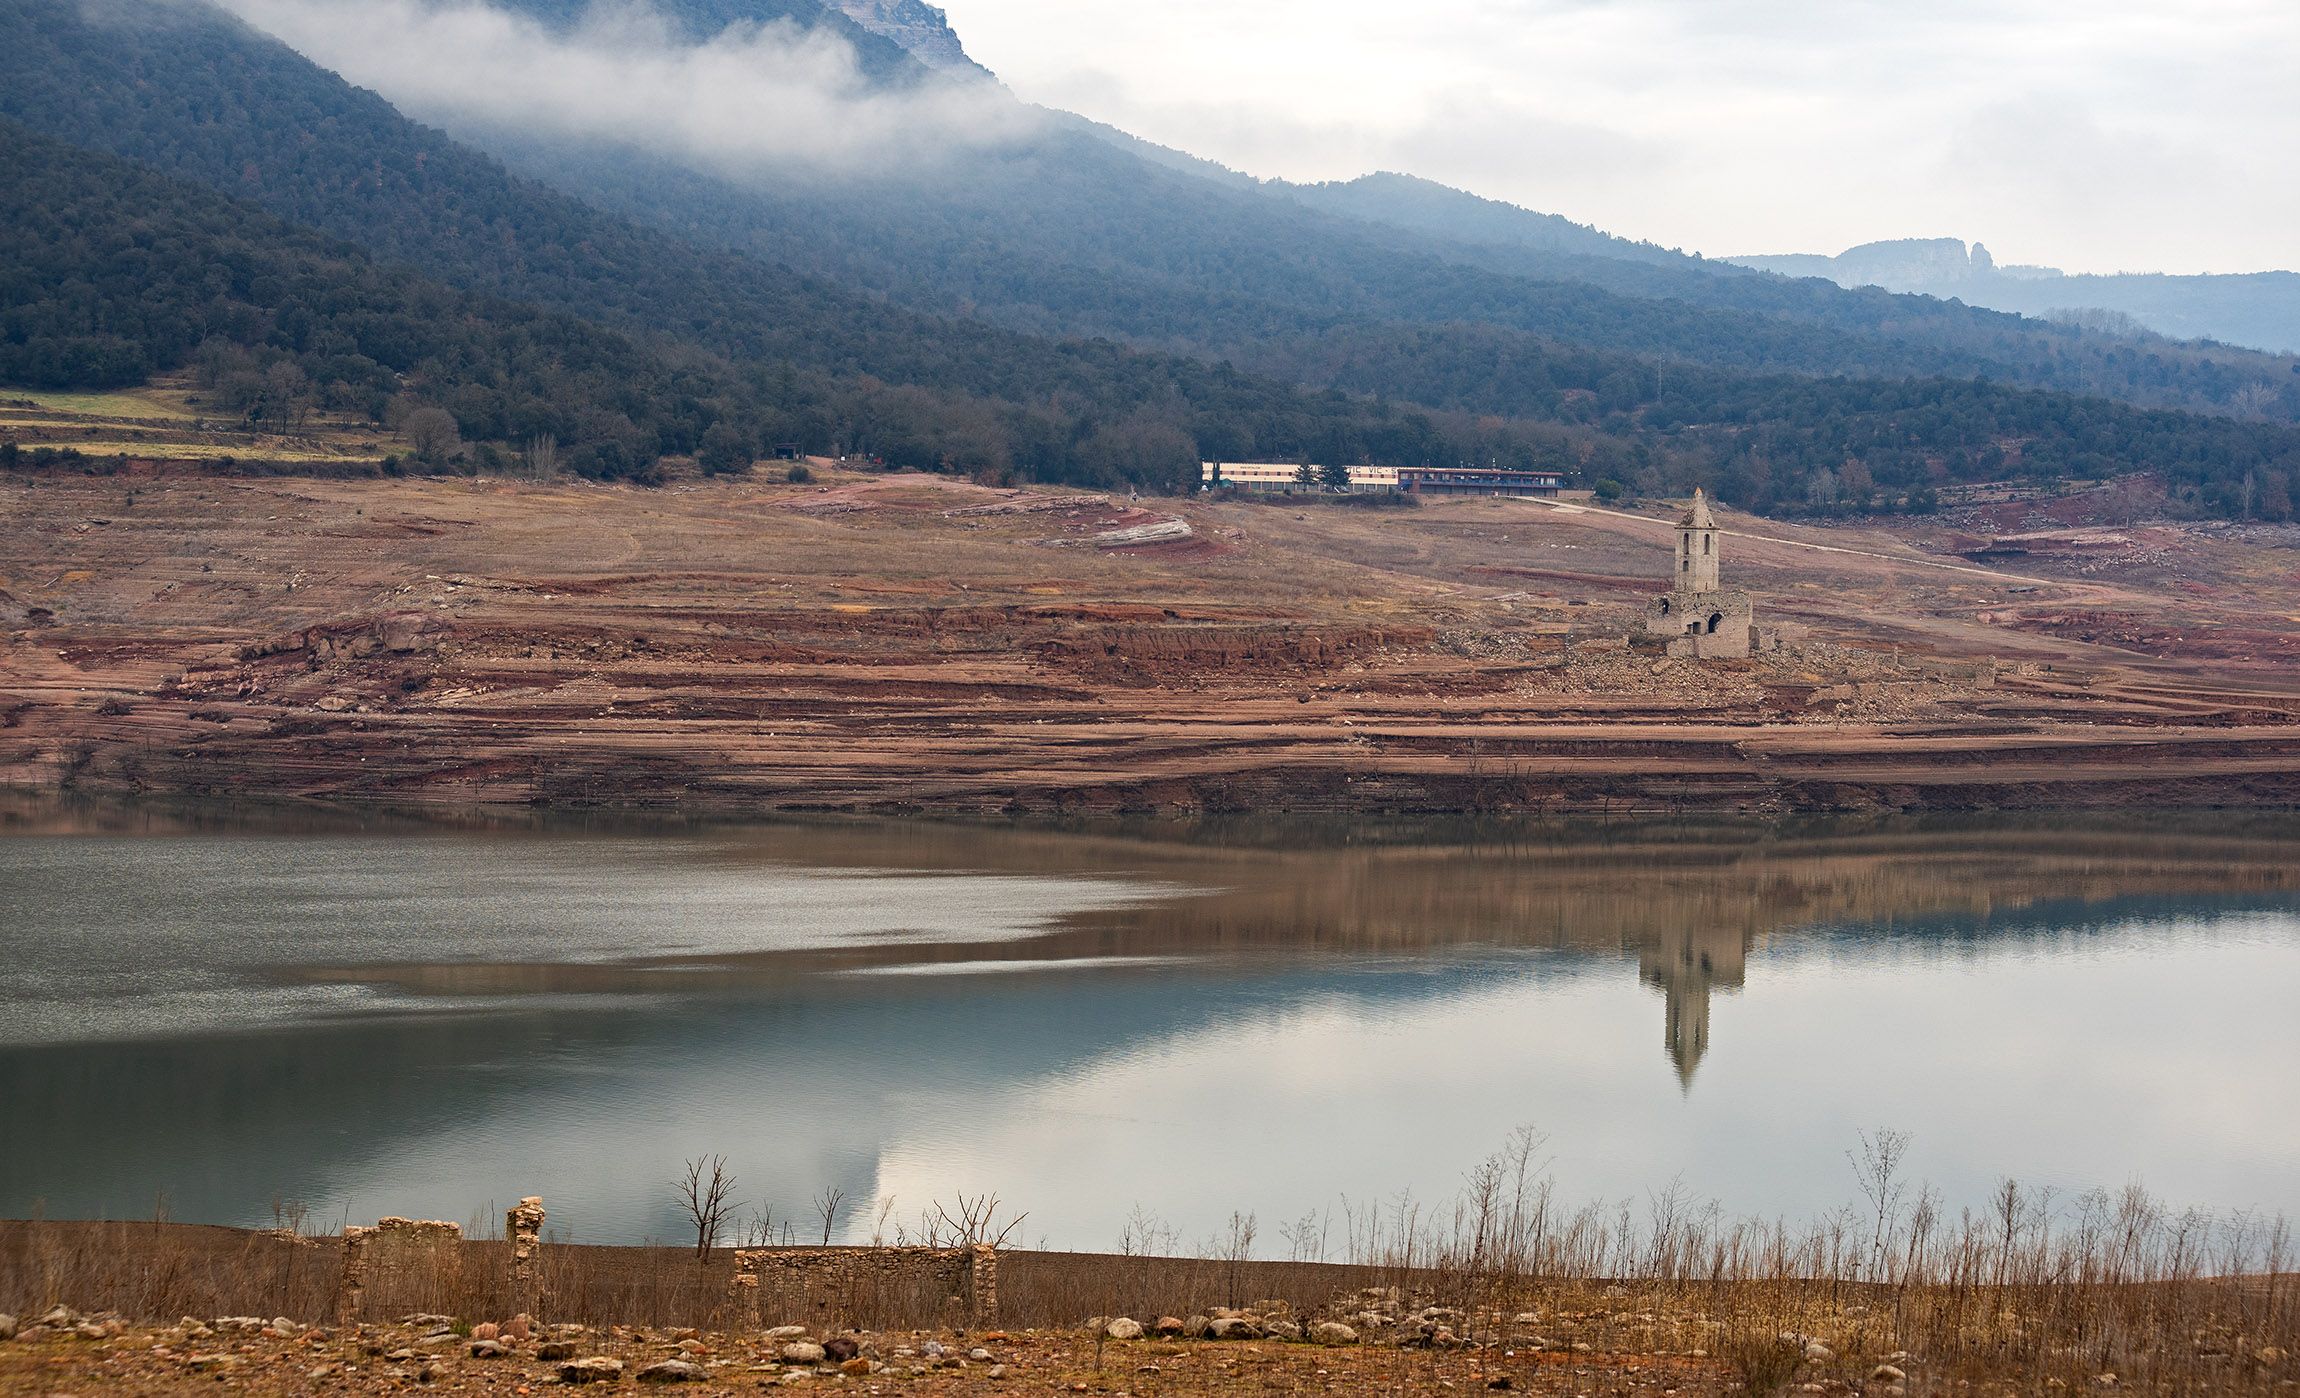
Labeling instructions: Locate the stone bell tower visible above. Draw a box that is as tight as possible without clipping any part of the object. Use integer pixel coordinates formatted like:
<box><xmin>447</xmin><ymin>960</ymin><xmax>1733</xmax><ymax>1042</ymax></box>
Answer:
<box><xmin>1678</xmin><ymin>487</ymin><xmax>1720</xmax><ymax>592</ymax></box>
<box><xmin>1643</xmin><ymin>487</ymin><xmax>1774</xmax><ymax>659</ymax></box>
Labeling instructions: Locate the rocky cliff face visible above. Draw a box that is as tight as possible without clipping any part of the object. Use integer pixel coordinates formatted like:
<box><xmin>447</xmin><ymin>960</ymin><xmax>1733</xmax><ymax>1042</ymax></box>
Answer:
<box><xmin>825</xmin><ymin>0</ymin><xmax>988</xmax><ymax>75</ymax></box>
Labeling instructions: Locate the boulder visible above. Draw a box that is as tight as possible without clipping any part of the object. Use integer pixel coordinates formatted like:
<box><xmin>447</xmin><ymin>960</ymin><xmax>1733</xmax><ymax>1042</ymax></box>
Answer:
<box><xmin>1103</xmin><ymin>1318</ymin><xmax>1144</xmax><ymax>1341</ymax></box>
<box><xmin>1152</xmin><ymin>1317</ymin><xmax>1186</xmax><ymax>1338</ymax></box>
<box><xmin>1311</xmin><ymin>1322</ymin><xmax>1358</xmax><ymax>1346</ymax></box>
<box><xmin>1205</xmin><ymin>1317</ymin><xmax>1262</xmax><ymax>1341</ymax></box>
<box><xmin>780</xmin><ymin>1342</ymin><xmax>827</xmax><ymax>1365</ymax></box>
<box><xmin>469</xmin><ymin>1339</ymin><xmax>511</xmax><ymax>1359</ymax></box>
<box><xmin>471</xmin><ymin>1323</ymin><xmax>500</xmax><ymax>1342</ymax></box>
<box><xmin>561</xmin><ymin>1356</ymin><xmax>626</xmax><ymax>1384</ymax></box>
<box><xmin>764</xmin><ymin>1326</ymin><xmax>811</xmax><ymax>1342</ymax></box>
<box><xmin>1263</xmin><ymin>1320</ymin><xmax>1302</xmax><ymax>1341</ymax></box>
<box><xmin>1871</xmin><ymin>1365</ymin><xmax>1907</xmax><ymax>1383</ymax></box>
<box><xmin>637</xmin><ymin>1359</ymin><xmax>703</xmax><ymax>1382</ymax></box>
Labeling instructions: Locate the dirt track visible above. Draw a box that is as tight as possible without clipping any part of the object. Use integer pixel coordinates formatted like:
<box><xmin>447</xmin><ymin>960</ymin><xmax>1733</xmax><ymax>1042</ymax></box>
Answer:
<box><xmin>6</xmin><ymin>470</ymin><xmax>2300</xmax><ymax>814</ymax></box>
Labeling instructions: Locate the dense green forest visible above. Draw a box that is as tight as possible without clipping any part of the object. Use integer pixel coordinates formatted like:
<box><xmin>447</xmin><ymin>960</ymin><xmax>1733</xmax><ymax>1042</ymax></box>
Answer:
<box><xmin>2</xmin><ymin>0</ymin><xmax>2296</xmax><ymax>517</ymax></box>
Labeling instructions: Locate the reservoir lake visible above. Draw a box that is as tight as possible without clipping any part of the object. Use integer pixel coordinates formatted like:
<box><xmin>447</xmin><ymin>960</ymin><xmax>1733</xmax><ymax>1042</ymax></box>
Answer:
<box><xmin>5</xmin><ymin>804</ymin><xmax>2298</xmax><ymax>1251</ymax></box>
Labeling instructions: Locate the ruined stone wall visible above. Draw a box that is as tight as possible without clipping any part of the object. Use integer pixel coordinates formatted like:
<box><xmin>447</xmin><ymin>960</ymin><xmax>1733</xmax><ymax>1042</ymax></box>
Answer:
<box><xmin>730</xmin><ymin>1245</ymin><xmax>996</xmax><ymax>1328</ymax></box>
<box><xmin>337</xmin><ymin>1218</ymin><xmax>463</xmax><ymax>1324</ymax></box>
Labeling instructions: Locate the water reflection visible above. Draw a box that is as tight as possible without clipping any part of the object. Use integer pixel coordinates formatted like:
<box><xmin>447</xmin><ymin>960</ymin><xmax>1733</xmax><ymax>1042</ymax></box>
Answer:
<box><xmin>3</xmin><ymin>803</ymin><xmax>2298</xmax><ymax>1245</ymax></box>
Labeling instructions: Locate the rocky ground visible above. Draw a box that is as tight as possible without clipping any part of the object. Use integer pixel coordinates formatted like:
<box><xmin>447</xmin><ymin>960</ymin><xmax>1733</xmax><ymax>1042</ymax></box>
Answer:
<box><xmin>0</xmin><ymin>1298</ymin><xmax>1964</xmax><ymax>1398</ymax></box>
<box><xmin>7</xmin><ymin>468</ymin><xmax>2300</xmax><ymax>814</ymax></box>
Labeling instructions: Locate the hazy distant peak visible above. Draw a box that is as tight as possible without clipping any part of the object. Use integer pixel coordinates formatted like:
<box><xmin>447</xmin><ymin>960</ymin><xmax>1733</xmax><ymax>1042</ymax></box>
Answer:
<box><xmin>825</xmin><ymin>0</ymin><xmax>988</xmax><ymax>76</ymax></box>
<box><xmin>1726</xmin><ymin>239</ymin><xmax>2300</xmax><ymax>354</ymax></box>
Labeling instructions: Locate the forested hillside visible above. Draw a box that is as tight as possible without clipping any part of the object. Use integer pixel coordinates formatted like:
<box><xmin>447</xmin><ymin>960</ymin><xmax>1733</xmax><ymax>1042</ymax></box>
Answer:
<box><xmin>3</xmin><ymin>0</ymin><xmax>2298</xmax><ymax>518</ymax></box>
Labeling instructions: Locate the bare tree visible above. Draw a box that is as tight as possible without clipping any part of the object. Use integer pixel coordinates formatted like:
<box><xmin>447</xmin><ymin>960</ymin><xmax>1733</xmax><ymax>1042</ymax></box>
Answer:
<box><xmin>674</xmin><ymin>1155</ymin><xmax>740</xmax><ymax>1262</ymax></box>
<box><xmin>524</xmin><ymin>433</ymin><xmax>559</xmax><ymax>479</ymax></box>
<box><xmin>402</xmin><ymin>406</ymin><xmax>462</xmax><ymax>463</ymax></box>
<box><xmin>814</xmin><ymin>1185</ymin><xmax>847</xmax><ymax>1246</ymax></box>
<box><xmin>1849</xmin><ymin>1128</ymin><xmax>1912</xmax><ymax>1282</ymax></box>
<box><xmin>929</xmin><ymin>1192</ymin><xmax>1028</xmax><ymax>1250</ymax></box>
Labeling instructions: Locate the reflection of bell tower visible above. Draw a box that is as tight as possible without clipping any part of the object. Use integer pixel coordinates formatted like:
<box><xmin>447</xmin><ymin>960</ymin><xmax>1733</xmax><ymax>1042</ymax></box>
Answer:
<box><xmin>1639</xmin><ymin>923</ymin><xmax>1747</xmax><ymax>1089</ymax></box>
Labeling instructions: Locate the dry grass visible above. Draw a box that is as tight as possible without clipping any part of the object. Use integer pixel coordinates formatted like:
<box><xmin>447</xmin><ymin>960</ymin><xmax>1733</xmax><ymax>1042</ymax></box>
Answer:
<box><xmin>5</xmin><ymin>1134</ymin><xmax>2293</xmax><ymax>1394</ymax></box>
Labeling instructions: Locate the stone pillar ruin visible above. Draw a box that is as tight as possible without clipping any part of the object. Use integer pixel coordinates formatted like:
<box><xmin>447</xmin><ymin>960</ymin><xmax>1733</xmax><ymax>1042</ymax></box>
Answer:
<box><xmin>506</xmin><ymin>1197</ymin><xmax>546</xmax><ymax>1316</ymax></box>
<box><xmin>967</xmin><ymin>1244</ymin><xmax>998</xmax><ymax>1323</ymax></box>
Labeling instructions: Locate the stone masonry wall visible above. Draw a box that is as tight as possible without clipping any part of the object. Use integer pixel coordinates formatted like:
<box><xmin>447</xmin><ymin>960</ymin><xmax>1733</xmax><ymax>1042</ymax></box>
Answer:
<box><xmin>337</xmin><ymin>1218</ymin><xmax>463</xmax><ymax>1324</ymax></box>
<box><xmin>730</xmin><ymin>1245</ymin><xmax>996</xmax><ymax>1328</ymax></box>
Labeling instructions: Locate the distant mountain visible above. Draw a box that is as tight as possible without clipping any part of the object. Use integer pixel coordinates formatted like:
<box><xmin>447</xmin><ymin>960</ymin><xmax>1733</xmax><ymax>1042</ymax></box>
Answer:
<box><xmin>1730</xmin><ymin>239</ymin><xmax>2300</xmax><ymax>356</ymax></box>
<box><xmin>491</xmin><ymin>0</ymin><xmax>930</xmax><ymax>80</ymax></box>
<box><xmin>4</xmin><ymin>0</ymin><xmax>2298</xmax><ymax>520</ymax></box>
<box><xmin>824</xmin><ymin>0</ymin><xmax>986</xmax><ymax>75</ymax></box>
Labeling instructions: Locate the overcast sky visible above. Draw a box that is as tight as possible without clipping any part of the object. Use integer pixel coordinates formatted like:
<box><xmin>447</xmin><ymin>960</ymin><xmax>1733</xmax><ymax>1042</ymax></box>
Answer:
<box><xmin>944</xmin><ymin>0</ymin><xmax>2298</xmax><ymax>275</ymax></box>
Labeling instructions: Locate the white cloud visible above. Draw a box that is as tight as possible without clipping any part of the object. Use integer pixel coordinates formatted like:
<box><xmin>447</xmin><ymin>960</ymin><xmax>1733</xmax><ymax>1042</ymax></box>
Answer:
<box><xmin>944</xmin><ymin>0</ymin><xmax>2300</xmax><ymax>272</ymax></box>
<box><xmin>213</xmin><ymin>0</ymin><xmax>1043</xmax><ymax>174</ymax></box>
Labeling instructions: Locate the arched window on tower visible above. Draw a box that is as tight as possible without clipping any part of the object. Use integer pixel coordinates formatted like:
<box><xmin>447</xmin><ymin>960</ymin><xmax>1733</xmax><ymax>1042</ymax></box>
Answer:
<box><xmin>1704</xmin><ymin>535</ymin><xmax>1712</xmax><ymax>555</ymax></box>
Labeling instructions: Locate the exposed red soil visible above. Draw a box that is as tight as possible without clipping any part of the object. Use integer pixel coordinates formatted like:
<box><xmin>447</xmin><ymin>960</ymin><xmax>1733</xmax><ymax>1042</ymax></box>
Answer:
<box><xmin>7</xmin><ymin>472</ymin><xmax>2300</xmax><ymax>814</ymax></box>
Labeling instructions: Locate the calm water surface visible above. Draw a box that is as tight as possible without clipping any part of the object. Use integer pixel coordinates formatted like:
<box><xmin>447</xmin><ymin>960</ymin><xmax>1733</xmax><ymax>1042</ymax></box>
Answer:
<box><xmin>4</xmin><ymin>805</ymin><xmax>2298</xmax><ymax>1249</ymax></box>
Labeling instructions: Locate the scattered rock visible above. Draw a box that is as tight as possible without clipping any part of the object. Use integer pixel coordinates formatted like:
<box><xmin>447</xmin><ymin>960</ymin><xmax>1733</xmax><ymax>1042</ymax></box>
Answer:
<box><xmin>764</xmin><ymin>1326</ymin><xmax>811</xmax><ymax>1342</ymax></box>
<box><xmin>1206</xmin><ymin>1317</ymin><xmax>1262</xmax><ymax>1341</ymax></box>
<box><xmin>505</xmin><ymin>1314</ymin><xmax>534</xmax><ymax>1341</ymax></box>
<box><xmin>471</xmin><ymin>1321</ymin><xmax>500</xmax><ymax>1342</ymax></box>
<box><xmin>967</xmin><ymin>1347</ymin><xmax>993</xmax><ymax>1362</ymax></box>
<box><xmin>1152</xmin><ymin>1317</ymin><xmax>1186</xmax><ymax>1338</ymax></box>
<box><xmin>1264</xmin><ymin>1319</ymin><xmax>1303</xmax><ymax>1341</ymax></box>
<box><xmin>779</xmin><ymin>1342</ymin><xmax>826</xmax><ymax>1365</ymax></box>
<box><xmin>638</xmin><ymin>1358</ymin><xmax>703</xmax><ymax>1382</ymax></box>
<box><xmin>1805</xmin><ymin>1341</ymin><xmax>1834</xmax><ymax>1363</ymax></box>
<box><xmin>1104</xmin><ymin>1317</ymin><xmax>1144</xmax><ymax>1341</ymax></box>
<box><xmin>987</xmin><ymin>1364</ymin><xmax>1009</xmax><ymax>1380</ymax></box>
<box><xmin>470</xmin><ymin>1338</ymin><xmax>511</xmax><ymax>1359</ymax></box>
<box><xmin>39</xmin><ymin>1306</ymin><xmax>76</xmax><ymax>1328</ymax></box>
<box><xmin>1311</xmin><ymin>1322</ymin><xmax>1359</xmax><ymax>1346</ymax></box>
<box><xmin>185</xmin><ymin>1353</ymin><xmax>239</xmax><ymax>1373</ymax></box>
<box><xmin>561</xmin><ymin>1356</ymin><xmax>626</xmax><ymax>1384</ymax></box>
<box><xmin>1872</xmin><ymin>1365</ymin><xmax>1907</xmax><ymax>1383</ymax></box>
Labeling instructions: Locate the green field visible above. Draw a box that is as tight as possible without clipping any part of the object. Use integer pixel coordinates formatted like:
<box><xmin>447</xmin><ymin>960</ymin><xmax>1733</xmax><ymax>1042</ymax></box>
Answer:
<box><xmin>1</xmin><ymin>385</ymin><xmax>203</xmax><ymax>420</ymax></box>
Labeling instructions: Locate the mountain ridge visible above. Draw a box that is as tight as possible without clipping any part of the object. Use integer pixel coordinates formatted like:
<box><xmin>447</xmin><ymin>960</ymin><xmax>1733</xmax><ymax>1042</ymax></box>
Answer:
<box><xmin>1731</xmin><ymin>238</ymin><xmax>2300</xmax><ymax>355</ymax></box>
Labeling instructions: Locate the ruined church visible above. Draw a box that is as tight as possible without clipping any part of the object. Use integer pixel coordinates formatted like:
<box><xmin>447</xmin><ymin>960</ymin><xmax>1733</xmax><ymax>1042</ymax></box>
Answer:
<box><xmin>1642</xmin><ymin>488</ymin><xmax>1776</xmax><ymax>659</ymax></box>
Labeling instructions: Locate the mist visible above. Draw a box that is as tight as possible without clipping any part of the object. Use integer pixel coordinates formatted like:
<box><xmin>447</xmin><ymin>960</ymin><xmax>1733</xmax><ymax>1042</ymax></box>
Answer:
<box><xmin>212</xmin><ymin>0</ymin><xmax>1044</xmax><ymax>174</ymax></box>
